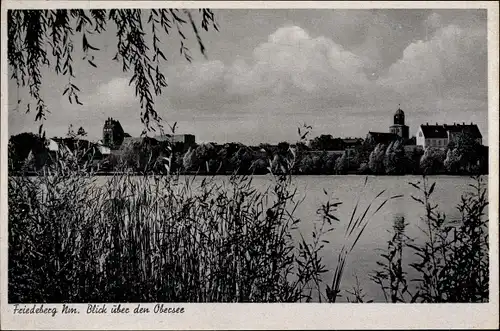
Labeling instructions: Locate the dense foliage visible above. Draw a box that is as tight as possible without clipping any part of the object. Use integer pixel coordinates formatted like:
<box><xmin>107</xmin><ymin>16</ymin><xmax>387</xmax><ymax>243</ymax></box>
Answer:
<box><xmin>8</xmin><ymin>131</ymin><xmax>488</xmax><ymax>176</ymax></box>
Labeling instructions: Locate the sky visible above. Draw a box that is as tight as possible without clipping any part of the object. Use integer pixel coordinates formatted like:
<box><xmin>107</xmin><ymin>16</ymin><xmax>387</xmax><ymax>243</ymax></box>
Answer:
<box><xmin>8</xmin><ymin>9</ymin><xmax>489</xmax><ymax>145</ymax></box>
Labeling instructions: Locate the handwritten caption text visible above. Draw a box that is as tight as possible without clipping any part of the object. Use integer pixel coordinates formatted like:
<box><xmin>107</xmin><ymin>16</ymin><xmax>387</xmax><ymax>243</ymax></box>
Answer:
<box><xmin>12</xmin><ymin>304</ymin><xmax>185</xmax><ymax>317</ymax></box>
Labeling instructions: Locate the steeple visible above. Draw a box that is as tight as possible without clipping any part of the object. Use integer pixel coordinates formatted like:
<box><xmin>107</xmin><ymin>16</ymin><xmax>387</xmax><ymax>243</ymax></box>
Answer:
<box><xmin>394</xmin><ymin>105</ymin><xmax>405</xmax><ymax>125</ymax></box>
<box><xmin>389</xmin><ymin>105</ymin><xmax>409</xmax><ymax>140</ymax></box>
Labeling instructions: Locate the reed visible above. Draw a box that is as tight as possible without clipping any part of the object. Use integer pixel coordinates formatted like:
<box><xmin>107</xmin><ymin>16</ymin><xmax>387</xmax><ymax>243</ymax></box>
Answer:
<box><xmin>369</xmin><ymin>175</ymin><xmax>489</xmax><ymax>303</ymax></box>
<box><xmin>407</xmin><ymin>175</ymin><xmax>489</xmax><ymax>302</ymax></box>
<box><xmin>8</xmin><ymin>143</ymin><xmax>337</xmax><ymax>303</ymax></box>
<box><xmin>325</xmin><ymin>177</ymin><xmax>403</xmax><ymax>303</ymax></box>
<box><xmin>8</xmin><ymin>138</ymin><xmax>488</xmax><ymax>303</ymax></box>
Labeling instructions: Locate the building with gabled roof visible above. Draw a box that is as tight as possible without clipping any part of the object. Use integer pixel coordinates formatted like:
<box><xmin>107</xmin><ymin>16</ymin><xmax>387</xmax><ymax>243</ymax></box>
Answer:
<box><xmin>416</xmin><ymin>122</ymin><xmax>483</xmax><ymax>149</ymax></box>
<box><xmin>444</xmin><ymin>122</ymin><xmax>483</xmax><ymax>144</ymax></box>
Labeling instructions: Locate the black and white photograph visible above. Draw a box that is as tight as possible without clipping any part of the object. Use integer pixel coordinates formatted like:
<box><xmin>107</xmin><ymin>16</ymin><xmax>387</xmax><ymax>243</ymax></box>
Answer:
<box><xmin>1</xmin><ymin>1</ymin><xmax>499</xmax><ymax>329</ymax></box>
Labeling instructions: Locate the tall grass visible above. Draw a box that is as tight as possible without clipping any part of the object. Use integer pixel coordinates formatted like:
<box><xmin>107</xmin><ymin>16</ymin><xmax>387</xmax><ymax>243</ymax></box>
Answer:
<box><xmin>9</xmin><ymin>125</ymin><xmax>399</xmax><ymax>303</ymax></box>
<box><xmin>8</xmin><ymin>138</ymin><xmax>489</xmax><ymax>303</ymax></box>
<box><xmin>408</xmin><ymin>175</ymin><xmax>489</xmax><ymax>302</ymax></box>
<box><xmin>370</xmin><ymin>215</ymin><xmax>415</xmax><ymax>303</ymax></box>
<box><xmin>9</xmin><ymin>170</ymin><xmax>319</xmax><ymax>302</ymax></box>
<box><xmin>369</xmin><ymin>175</ymin><xmax>489</xmax><ymax>303</ymax></box>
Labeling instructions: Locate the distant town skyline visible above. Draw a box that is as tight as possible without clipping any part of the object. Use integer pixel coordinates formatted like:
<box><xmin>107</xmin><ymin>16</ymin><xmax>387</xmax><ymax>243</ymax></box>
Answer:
<box><xmin>8</xmin><ymin>8</ymin><xmax>488</xmax><ymax>145</ymax></box>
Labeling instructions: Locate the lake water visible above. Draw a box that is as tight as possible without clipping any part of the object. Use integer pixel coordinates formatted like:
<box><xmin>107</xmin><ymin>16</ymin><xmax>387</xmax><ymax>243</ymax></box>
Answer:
<box><xmin>95</xmin><ymin>174</ymin><xmax>488</xmax><ymax>302</ymax></box>
<box><xmin>284</xmin><ymin>175</ymin><xmax>489</xmax><ymax>302</ymax></box>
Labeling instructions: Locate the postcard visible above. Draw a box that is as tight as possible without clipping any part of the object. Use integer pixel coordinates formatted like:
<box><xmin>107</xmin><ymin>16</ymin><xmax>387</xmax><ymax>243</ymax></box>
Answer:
<box><xmin>1</xmin><ymin>1</ymin><xmax>498</xmax><ymax>329</ymax></box>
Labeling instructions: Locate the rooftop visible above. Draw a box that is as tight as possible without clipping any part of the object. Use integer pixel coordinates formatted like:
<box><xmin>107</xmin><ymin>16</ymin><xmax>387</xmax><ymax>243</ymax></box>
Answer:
<box><xmin>420</xmin><ymin>124</ymin><xmax>448</xmax><ymax>139</ymax></box>
<box><xmin>420</xmin><ymin>122</ymin><xmax>482</xmax><ymax>139</ymax></box>
<box><xmin>443</xmin><ymin>123</ymin><xmax>482</xmax><ymax>138</ymax></box>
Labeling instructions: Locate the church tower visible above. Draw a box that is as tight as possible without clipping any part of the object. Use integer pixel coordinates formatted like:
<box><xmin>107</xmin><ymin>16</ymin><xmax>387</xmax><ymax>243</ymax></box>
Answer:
<box><xmin>390</xmin><ymin>106</ymin><xmax>409</xmax><ymax>140</ymax></box>
<box><xmin>103</xmin><ymin>117</ymin><xmax>125</xmax><ymax>149</ymax></box>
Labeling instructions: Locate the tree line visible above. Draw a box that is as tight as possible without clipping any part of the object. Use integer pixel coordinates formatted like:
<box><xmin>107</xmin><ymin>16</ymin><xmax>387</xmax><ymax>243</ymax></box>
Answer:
<box><xmin>8</xmin><ymin>130</ymin><xmax>488</xmax><ymax>176</ymax></box>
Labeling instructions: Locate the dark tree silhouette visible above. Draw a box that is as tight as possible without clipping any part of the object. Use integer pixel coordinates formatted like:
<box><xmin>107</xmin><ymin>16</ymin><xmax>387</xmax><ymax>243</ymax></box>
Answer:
<box><xmin>309</xmin><ymin>134</ymin><xmax>344</xmax><ymax>151</ymax></box>
<box><xmin>8</xmin><ymin>9</ymin><xmax>218</xmax><ymax>132</ymax></box>
<box><xmin>77</xmin><ymin>126</ymin><xmax>88</xmax><ymax>137</ymax></box>
<box><xmin>8</xmin><ymin>132</ymin><xmax>48</xmax><ymax>171</ymax></box>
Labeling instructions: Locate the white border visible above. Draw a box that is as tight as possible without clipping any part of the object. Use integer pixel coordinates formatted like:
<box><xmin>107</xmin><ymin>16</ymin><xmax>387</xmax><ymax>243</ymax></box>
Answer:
<box><xmin>1</xmin><ymin>1</ymin><xmax>498</xmax><ymax>330</ymax></box>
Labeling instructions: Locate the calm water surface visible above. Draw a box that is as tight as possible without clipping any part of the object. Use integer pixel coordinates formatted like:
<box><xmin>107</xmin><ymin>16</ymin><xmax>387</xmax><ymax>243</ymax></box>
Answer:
<box><xmin>98</xmin><ymin>174</ymin><xmax>488</xmax><ymax>302</ymax></box>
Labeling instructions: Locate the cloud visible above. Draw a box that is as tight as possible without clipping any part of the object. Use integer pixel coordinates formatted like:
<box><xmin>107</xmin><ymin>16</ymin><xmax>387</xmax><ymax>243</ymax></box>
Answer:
<box><xmin>156</xmin><ymin>21</ymin><xmax>487</xmax><ymax>143</ymax></box>
<box><xmin>247</xmin><ymin>26</ymin><xmax>370</xmax><ymax>92</ymax></box>
<box><xmin>424</xmin><ymin>12</ymin><xmax>443</xmax><ymax>31</ymax></box>
<box><xmin>172</xmin><ymin>60</ymin><xmax>226</xmax><ymax>93</ymax></box>
<box><xmin>161</xmin><ymin>21</ymin><xmax>487</xmax><ymax>126</ymax></box>
<box><xmin>90</xmin><ymin>77</ymin><xmax>136</xmax><ymax>107</ymax></box>
<box><xmin>377</xmin><ymin>24</ymin><xmax>487</xmax><ymax>97</ymax></box>
<box><xmin>166</xmin><ymin>25</ymin><xmax>372</xmax><ymax>109</ymax></box>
